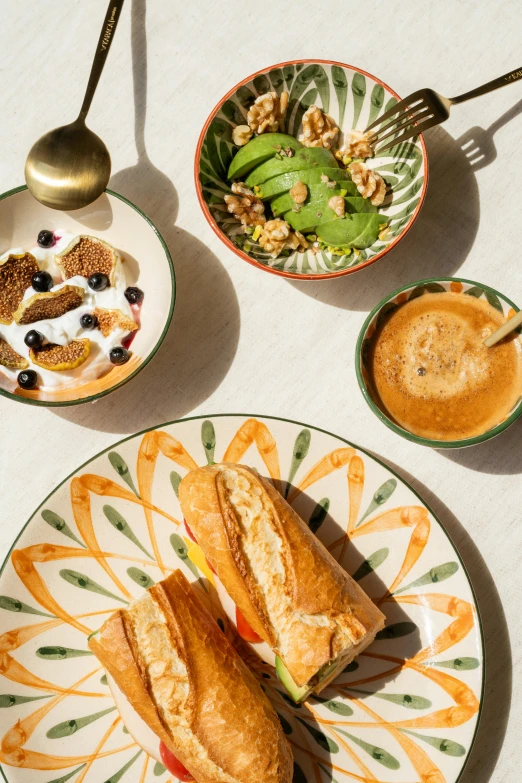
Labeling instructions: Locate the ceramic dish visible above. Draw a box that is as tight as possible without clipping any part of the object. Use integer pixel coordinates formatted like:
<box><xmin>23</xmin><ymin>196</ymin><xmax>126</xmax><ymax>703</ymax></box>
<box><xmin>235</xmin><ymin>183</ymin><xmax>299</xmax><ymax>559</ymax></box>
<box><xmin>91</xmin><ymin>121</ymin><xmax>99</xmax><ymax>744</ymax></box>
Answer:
<box><xmin>195</xmin><ymin>60</ymin><xmax>428</xmax><ymax>280</ymax></box>
<box><xmin>356</xmin><ymin>277</ymin><xmax>522</xmax><ymax>448</ymax></box>
<box><xmin>0</xmin><ymin>186</ymin><xmax>175</xmax><ymax>406</ymax></box>
<box><xmin>0</xmin><ymin>414</ymin><xmax>483</xmax><ymax>783</ymax></box>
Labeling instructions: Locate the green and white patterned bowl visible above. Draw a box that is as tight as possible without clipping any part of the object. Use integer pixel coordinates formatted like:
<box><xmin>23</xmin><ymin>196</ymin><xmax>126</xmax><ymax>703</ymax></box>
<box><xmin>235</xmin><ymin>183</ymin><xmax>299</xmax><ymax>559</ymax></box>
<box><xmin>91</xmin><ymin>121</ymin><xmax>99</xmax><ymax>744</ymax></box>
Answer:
<box><xmin>195</xmin><ymin>60</ymin><xmax>428</xmax><ymax>280</ymax></box>
<box><xmin>0</xmin><ymin>414</ymin><xmax>482</xmax><ymax>783</ymax></box>
<box><xmin>356</xmin><ymin>277</ymin><xmax>522</xmax><ymax>448</ymax></box>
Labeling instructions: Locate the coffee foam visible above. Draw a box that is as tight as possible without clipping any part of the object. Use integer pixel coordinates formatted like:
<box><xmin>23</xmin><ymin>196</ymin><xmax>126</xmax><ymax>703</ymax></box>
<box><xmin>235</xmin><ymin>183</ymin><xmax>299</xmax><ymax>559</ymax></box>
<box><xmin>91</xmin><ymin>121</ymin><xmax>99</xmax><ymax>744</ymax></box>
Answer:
<box><xmin>368</xmin><ymin>292</ymin><xmax>522</xmax><ymax>441</ymax></box>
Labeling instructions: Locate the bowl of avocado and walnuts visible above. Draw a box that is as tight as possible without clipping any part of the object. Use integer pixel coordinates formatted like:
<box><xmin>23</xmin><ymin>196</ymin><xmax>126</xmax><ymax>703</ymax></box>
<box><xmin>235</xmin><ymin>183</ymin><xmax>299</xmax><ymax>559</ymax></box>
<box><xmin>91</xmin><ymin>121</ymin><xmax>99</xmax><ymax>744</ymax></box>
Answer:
<box><xmin>195</xmin><ymin>59</ymin><xmax>428</xmax><ymax>280</ymax></box>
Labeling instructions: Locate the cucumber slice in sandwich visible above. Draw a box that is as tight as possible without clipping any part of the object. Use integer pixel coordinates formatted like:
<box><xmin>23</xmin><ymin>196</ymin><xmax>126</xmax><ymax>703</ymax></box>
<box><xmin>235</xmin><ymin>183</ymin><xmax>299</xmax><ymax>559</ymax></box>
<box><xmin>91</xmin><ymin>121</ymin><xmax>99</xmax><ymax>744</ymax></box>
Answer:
<box><xmin>275</xmin><ymin>656</ymin><xmax>311</xmax><ymax>703</ymax></box>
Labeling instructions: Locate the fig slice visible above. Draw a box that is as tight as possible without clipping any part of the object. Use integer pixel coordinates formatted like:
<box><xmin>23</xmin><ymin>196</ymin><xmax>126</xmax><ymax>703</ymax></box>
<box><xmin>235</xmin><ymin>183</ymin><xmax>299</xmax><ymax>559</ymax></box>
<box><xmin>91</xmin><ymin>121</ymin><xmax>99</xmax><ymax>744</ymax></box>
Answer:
<box><xmin>0</xmin><ymin>338</ymin><xmax>29</xmax><ymax>370</ymax></box>
<box><xmin>30</xmin><ymin>338</ymin><xmax>91</xmax><ymax>371</ymax></box>
<box><xmin>92</xmin><ymin>307</ymin><xmax>137</xmax><ymax>338</ymax></box>
<box><xmin>13</xmin><ymin>285</ymin><xmax>84</xmax><ymax>325</ymax></box>
<box><xmin>0</xmin><ymin>252</ymin><xmax>39</xmax><ymax>324</ymax></box>
<box><xmin>55</xmin><ymin>236</ymin><xmax>121</xmax><ymax>284</ymax></box>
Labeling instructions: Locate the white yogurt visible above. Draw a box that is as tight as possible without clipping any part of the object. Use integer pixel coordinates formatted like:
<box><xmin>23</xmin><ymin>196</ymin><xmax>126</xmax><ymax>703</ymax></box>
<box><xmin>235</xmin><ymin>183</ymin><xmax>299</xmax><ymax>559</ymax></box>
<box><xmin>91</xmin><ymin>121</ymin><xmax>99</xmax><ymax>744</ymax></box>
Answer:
<box><xmin>0</xmin><ymin>232</ymin><xmax>137</xmax><ymax>390</ymax></box>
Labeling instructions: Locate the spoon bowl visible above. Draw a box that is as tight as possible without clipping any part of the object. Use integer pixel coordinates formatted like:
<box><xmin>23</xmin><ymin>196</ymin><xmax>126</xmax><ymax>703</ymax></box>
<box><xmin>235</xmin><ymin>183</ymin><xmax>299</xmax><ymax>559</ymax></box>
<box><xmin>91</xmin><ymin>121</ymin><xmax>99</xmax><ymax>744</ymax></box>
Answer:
<box><xmin>25</xmin><ymin>0</ymin><xmax>124</xmax><ymax>211</ymax></box>
<box><xmin>25</xmin><ymin>120</ymin><xmax>111</xmax><ymax>211</ymax></box>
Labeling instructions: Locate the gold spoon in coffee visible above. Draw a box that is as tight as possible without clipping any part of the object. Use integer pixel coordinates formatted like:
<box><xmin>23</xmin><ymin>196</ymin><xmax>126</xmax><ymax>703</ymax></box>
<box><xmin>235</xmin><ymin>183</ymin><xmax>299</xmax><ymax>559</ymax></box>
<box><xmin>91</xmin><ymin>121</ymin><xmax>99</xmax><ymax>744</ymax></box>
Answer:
<box><xmin>484</xmin><ymin>309</ymin><xmax>522</xmax><ymax>347</ymax></box>
<box><xmin>25</xmin><ymin>0</ymin><xmax>125</xmax><ymax>211</ymax></box>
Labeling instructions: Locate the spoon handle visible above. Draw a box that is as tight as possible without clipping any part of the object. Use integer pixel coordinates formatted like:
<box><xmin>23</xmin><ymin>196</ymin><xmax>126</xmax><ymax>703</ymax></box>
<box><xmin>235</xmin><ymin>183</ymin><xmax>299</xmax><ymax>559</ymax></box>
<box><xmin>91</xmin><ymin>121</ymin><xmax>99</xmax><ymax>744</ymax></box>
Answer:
<box><xmin>78</xmin><ymin>0</ymin><xmax>126</xmax><ymax>121</ymax></box>
<box><xmin>484</xmin><ymin>308</ymin><xmax>522</xmax><ymax>347</ymax></box>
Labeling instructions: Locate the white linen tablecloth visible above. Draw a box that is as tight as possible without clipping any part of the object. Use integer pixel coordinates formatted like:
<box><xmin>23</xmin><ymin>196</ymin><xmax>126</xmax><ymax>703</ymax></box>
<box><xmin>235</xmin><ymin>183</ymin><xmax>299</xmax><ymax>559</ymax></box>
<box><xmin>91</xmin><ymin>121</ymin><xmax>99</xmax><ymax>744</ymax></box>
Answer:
<box><xmin>1</xmin><ymin>2</ymin><xmax>521</xmax><ymax>780</ymax></box>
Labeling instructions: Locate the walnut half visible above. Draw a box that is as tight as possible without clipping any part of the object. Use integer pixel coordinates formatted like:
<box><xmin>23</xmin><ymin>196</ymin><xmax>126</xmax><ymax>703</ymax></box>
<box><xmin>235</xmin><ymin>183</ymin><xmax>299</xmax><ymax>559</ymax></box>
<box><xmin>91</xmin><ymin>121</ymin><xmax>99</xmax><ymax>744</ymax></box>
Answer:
<box><xmin>290</xmin><ymin>180</ymin><xmax>308</xmax><ymax>204</ymax></box>
<box><xmin>299</xmin><ymin>105</ymin><xmax>339</xmax><ymax>149</ymax></box>
<box><xmin>341</xmin><ymin>129</ymin><xmax>374</xmax><ymax>159</ymax></box>
<box><xmin>224</xmin><ymin>183</ymin><xmax>266</xmax><ymax>227</ymax></box>
<box><xmin>349</xmin><ymin>162</ymin><xmax>386</xmax><ymax>206</ymax></box>
<box><xmin>328</xmin><ymin>195</ymin><xmax>345</xmax><ymax>217</ymax></box>
<box><xmin>247</xmin><ymin>91</ymin><xmax>289</xmax><ymax>134</ymax></box>
<box><xmin>258</xmin><ymin>219</ymin><xmax>309</xmax><ymax>257</ymax></box>
<box><xmin>232</xmin><ymin>125</ymin><xmax>253</xmax><ymax>146</ymax></box>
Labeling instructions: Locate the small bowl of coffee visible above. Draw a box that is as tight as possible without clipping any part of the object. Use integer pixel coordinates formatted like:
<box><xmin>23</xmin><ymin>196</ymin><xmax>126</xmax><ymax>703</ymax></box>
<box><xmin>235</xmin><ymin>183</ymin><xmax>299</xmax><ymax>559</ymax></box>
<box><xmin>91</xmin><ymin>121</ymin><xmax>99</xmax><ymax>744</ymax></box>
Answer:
<box><xmin>356</xmin><ymin>277</ymin><xmax>522</xmax><ymax>448</ymax></box>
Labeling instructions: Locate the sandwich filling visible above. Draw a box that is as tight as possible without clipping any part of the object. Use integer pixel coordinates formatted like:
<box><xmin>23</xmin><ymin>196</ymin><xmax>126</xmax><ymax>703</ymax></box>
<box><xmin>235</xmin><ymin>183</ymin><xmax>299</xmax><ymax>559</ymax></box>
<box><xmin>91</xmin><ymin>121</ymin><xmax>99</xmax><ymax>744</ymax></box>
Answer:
<box><xmin>221</xmin><ymin>468</ymin><xmax>375</xmax><ymax>691</ymax></box>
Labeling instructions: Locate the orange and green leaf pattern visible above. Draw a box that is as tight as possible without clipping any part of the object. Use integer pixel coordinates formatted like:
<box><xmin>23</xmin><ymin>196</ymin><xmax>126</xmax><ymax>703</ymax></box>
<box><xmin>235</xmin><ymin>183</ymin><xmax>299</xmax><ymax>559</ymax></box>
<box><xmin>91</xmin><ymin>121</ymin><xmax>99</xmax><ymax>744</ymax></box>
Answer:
<box><xmin>0</xmin><ymin>416</ymin><xmax>482</xmax><ymax>783</ymax></box>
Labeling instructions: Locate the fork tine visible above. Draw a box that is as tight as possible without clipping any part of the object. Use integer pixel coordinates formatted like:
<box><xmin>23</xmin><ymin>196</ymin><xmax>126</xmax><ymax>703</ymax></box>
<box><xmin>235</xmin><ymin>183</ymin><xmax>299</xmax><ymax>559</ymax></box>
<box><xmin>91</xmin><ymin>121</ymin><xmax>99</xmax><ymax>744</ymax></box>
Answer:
<box><xmin>374</xmin><ymin>114</ymin><xmax>440</xmax><ymax>153</ymax></box>
<box><xmin>367</xmin><ymin>105</ymin><xmax>430</xmax><ymax>144</ymax></box>
<box><xmin>364</xmin><ymin>90</ymin><xmax>427</xmax><ymax>133</ymax></box>
<box><xmin>364</xmin><ymin>96</ymin><xmax>412</xmax><ymax>132</ymax></box>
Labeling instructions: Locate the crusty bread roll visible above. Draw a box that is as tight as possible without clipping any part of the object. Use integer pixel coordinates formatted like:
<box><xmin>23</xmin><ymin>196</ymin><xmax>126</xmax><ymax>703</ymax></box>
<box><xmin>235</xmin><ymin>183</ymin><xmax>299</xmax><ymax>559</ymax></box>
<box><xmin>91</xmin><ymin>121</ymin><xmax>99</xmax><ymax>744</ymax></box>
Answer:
<box><xmin>88</xmin><ymin>570</ymin><xmax>293</xmax><ymax>783</ymax></box>
<box><xmin>179</xmin><ymin>464</ymin><xmax>385</xmax><ymax>697</ymax></box>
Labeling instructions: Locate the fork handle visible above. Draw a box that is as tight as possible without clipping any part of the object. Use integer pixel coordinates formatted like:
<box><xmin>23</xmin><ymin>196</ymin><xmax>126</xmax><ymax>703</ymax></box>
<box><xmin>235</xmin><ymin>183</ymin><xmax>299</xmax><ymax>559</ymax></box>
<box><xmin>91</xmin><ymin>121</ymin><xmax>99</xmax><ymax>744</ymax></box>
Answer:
<box><xmin>450</xmin><ymin>66</ymin><xmax>522</xmax><ymax>105</ymax></box>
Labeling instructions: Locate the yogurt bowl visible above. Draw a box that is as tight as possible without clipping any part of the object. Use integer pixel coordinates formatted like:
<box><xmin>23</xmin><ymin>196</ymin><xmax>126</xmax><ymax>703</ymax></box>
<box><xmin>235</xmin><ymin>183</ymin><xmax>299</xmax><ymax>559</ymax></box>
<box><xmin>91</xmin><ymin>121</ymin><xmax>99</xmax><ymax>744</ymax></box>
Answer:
<box><xmin>356</xmin><ymin>277</ymin><xmax>522</xmax><ymax>448</ymax></box>
<box><xmin>0</xmin><ymin>186</ymin><xmax>175</xmax><ymax>406</ymax></box>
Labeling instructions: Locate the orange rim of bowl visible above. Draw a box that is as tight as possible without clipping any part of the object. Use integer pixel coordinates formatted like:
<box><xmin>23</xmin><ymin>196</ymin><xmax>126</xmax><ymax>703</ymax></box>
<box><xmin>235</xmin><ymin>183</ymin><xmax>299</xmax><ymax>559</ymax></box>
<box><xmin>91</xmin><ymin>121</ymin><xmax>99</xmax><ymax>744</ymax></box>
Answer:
<box><xmin>195</xmin><ymin>58</ymin><xmax>429</xmax><ymax>281</ymax></box>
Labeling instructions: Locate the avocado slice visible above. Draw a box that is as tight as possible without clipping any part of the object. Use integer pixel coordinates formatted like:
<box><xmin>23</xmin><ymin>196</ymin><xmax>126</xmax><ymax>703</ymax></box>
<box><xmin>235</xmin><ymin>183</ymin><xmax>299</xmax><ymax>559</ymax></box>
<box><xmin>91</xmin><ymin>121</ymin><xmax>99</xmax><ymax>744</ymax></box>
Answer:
<box><xmin>270</xmin><ymin>183</ymin><xmax>370</xmax><ymax>217</ymax></box>
<box><xmin>260</xmin><ymin>169</ymin><xmax>355</xmax><ymax>202</ymax></box>
<box><xmin>228</xmin><ymin>133</ymin><xmax>302</xmax><ymax>180</ymax></box>
<box><xmin>245</xmin><ymin>147</ymin><xmax>338</xmax><ymax>187</ymax></box>
<box><xmin>284</xmin><ymin>206</ymin><xmax>337</xmax><ymax>233</ymax></box>
<box><xmin>283</xmin><ymin>186</ymin><xmax>357</xmax><ymax>233</ymax></box>
<box><xmin>275</xmin><ymin>656</ymin><xmax>311</xmax><ymax>703</ymax></box>
<box><xmin>317</xmin><ymin>213</ymin><xmax>388</xmax><ymax>249</ymax></box>
<box><xmin>344</xmin><ymin>196</ymin><xmax>378</xmax><ymax>214</ymax></box>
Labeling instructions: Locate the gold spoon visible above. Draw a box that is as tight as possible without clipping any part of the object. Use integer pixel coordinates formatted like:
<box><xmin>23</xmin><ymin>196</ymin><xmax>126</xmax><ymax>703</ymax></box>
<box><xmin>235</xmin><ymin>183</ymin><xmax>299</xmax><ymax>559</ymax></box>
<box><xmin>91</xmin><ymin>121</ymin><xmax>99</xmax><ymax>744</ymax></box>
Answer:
<box><xmin>484</xmin><ymin>309</ymin><xmax>522</xmax><ymax>347</ymax></box>
<box><xmin>25</xmin><ymin>0</ymin><xmax>125</xmax><ymax>211</ymax></box>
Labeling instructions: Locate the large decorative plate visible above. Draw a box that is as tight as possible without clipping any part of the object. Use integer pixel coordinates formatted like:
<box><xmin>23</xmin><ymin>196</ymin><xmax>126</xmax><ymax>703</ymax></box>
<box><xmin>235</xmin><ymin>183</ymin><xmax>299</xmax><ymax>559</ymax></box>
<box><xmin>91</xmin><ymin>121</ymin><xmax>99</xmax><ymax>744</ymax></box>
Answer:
<box><xmin>0</xmin><ymin>415</ymin><xmax>483</xmax><ymax>783</ymax></box>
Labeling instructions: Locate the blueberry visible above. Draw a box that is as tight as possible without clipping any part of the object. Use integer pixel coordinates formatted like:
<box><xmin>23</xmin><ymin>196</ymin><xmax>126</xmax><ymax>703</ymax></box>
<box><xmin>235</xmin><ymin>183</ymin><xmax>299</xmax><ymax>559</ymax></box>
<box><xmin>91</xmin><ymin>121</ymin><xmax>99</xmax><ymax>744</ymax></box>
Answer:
<box><xmin>37</xmin><ymin>230</ymin><xmax>55</xmax><ymax>248</ymax></box>
<box><xmin>24</xmin><ymin>330</ymin><xmax>44</xmax><ymax>348</ymax></box>
<box><xmin>124</xmin><ymin>286</ymin><xmax>144</xmax><ymax>304</ymax></box>
<box><xmin>88</xmin><ymin>273</ymin><xmax>109</xmax><ymax>292</ymax></box>
<box><xmin>31</xmin><ymin>271</ymin><xmax>53</xmax><ymax>292</ymax></box>
<box><xmin>17</xmin><ymin>370</ymin><xmax>38</xmax><ymax>390</ymax></box>
<box><xmin>109</xmin><ymin>346</ymin><xmax>130</xmax><ymax>365</ymax></box>
<box><xmin>80</xmin><ymin>313</ymin><xmax>97</xmax><ymax>330</ymax></box>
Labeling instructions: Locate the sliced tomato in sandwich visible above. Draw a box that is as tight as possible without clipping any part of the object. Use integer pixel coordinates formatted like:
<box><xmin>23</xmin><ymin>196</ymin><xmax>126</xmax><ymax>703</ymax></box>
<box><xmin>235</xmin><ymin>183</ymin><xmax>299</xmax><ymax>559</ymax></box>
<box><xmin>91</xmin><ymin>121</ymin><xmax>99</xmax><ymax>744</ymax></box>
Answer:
<box><xmin>205</xmin><ymin>556</ymin><xmax>217</xmax><ymax>575</ymax></box>
<box><xmin>236</xmin><ymin>607</ymin><xmax>263</xmax><ymax>643</ymax></box>
<box><xmin>184</xmin><ymin>519</ymin><xmax>198</xmax><ymax>543</ymax></box>
<box><xmin>160</xmin><ymin>741</ymin><xmax>194</xmax><ymax>781</ymax></box>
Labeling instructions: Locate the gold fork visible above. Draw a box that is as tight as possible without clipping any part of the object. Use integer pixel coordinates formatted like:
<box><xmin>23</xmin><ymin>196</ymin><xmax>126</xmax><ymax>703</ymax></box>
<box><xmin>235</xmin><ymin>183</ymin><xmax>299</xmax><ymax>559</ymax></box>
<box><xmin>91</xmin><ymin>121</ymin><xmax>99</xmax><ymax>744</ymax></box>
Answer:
<box><xmin>365</xmin><ymin>66</ymin><xmax>522</xmax><ymax>153</ymax></box>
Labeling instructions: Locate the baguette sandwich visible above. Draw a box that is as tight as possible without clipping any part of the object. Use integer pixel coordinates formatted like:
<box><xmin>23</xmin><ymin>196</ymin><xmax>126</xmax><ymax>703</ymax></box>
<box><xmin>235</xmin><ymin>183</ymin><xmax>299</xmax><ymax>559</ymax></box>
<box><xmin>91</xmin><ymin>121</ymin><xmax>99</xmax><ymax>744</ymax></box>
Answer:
<box><xmin>88</xmin><ymin>570</ymin><xmax>293</xmax><ymax>783</ymax></box>
<box><xmin>179</xmin><ymin>463</ymin><xmax>385</xmax><ymax>702</ymax></box>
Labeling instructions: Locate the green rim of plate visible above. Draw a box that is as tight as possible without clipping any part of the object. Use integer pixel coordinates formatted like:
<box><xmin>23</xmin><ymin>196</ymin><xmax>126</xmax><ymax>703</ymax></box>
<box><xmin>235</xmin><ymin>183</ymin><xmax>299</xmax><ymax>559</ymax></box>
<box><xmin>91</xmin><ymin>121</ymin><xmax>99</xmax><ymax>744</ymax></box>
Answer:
<box><xmin>0</xmin><ymin>184</ymin><xmax>176</xmax><ymax>408</ymax></box>
<box><xmin>355</xmin><ymin>277</ymin><xmax>522</xmax><ymax>448</ymax></box>
<box><xmin>0</xmin><ymin>412</ymin><xmax>485</xmax><ymax>783</ymax></box>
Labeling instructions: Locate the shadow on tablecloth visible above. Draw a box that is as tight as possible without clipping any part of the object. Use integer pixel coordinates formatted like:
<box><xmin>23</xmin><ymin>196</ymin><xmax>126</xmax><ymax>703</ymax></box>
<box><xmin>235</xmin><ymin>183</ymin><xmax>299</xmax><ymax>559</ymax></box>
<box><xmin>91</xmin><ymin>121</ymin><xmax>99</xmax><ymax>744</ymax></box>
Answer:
<box><xmin>437</xmin><ymin>414</ymin><xmax>522</xmax><ymax>475</ymax></box>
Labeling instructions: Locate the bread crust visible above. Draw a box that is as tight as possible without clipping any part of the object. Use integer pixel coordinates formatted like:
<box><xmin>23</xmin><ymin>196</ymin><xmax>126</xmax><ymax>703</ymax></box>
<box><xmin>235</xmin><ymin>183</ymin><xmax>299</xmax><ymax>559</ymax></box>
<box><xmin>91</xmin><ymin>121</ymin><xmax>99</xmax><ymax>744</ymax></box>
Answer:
<box><xmin>89</xmin><ymin>570</ymin><xmax>293</xmax><ymax>783</ymax></box>
<box><xmin>179</xmin><ymin>464</ymin><xmax>385</xmax><ymax>687</ymax></box>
